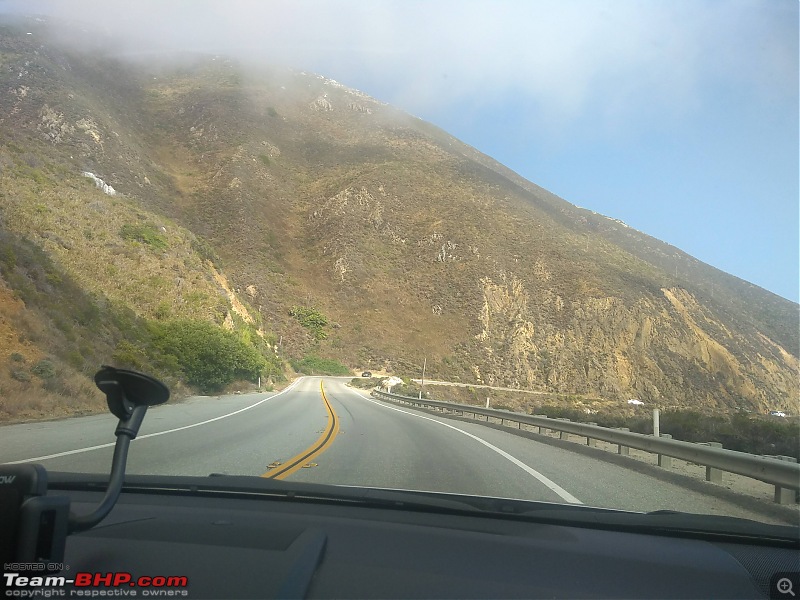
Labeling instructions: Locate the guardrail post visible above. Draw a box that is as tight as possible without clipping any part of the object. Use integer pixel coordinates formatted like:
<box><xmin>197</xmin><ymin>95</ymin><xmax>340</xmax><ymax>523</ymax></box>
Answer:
<box><xmin>555</xmin><ymin>418</ymin><xmax>571</xmax><ymax>440</ymax></box>
<box><xmin>658</xmin><ymin>434</ymin><xmax>672</xmax><ymax>467</ymax></box>
<box><xmin>704</xmin><ymin>442</ymin><xmax>723</xmax><ymax>483</ymax></box>
<box><xmin>653</xmin><ymin>408</ymin><xmax>660</xmax><ymax>438</ymax></box>
<box><xmin>586</xmin><ymin>423</ymin><xmax>597</xmax><ymax>447</ymax></box>
<box><xmin>615</xmin><ymin>428</ymin><xmax>630</xmax><ymax>455</ymax></box>
<box><xmin>533</xmin><ymin>415</ymin><xmax>547</xmax><ymax>434</ymax></box>
<box><xmin>772</xmin><ymin>456</ymin><xmax>798</xmax><ymax>505</ymax></box>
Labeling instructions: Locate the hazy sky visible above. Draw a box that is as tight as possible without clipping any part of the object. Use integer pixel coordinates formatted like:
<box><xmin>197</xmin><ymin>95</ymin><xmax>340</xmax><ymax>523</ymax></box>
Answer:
<box><xmin>2</xmin><ymin>0</ymin><xmax>798</xmax><ymax>302</ymax></box>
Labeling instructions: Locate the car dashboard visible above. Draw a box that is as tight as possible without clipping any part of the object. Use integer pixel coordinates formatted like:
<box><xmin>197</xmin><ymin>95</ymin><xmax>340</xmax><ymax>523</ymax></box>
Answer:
<box><xmin>17</xmin><ymin>474</ymin><xmax>797</xmax><ymax>600</ymax></box>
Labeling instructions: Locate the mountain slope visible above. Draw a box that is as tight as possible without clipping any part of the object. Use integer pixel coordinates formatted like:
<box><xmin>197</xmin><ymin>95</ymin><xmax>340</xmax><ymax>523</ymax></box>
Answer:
<box><xmin>0</xmin><ymin>17</ymin><xmax>796</xmax><ymax>417</ymax></box>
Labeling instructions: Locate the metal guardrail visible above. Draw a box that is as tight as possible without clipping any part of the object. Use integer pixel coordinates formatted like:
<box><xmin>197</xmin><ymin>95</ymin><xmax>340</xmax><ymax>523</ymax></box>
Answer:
<box><xmin>371</xmin><ymin>389</ymin><xmax>800</xmax><ymax>503</ymax></box>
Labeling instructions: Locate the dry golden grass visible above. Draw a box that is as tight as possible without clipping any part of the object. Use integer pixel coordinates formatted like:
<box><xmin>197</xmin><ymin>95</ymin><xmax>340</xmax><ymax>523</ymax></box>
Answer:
<box><xmin>0</xmin><ymin>284</ymin><xmax>44</xmax><ymax>364</ymax></box>
<box><xmin>0</xmin><ymin>369</ymin><xmax>105</xmax><ymax>423</ymax></box>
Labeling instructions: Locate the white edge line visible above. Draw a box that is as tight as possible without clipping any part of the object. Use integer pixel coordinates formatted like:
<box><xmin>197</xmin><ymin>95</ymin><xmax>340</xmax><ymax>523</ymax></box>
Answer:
<box><xmin>348</xmin><ymin>388</ymin><xmax>582</xmax><ymax>505</ymax></box>
<box><xmin>4</xmin><ymin>379</ymin><xmax>303</xmax><ymax>464</ymax></box>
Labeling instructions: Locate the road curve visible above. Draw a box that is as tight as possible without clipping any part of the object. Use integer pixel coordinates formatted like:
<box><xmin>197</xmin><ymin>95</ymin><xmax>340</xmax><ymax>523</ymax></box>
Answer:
<box><xmin>0</xmin><ymin>376</ymin><xmax>790</xmax><ymax>523</ymax></box>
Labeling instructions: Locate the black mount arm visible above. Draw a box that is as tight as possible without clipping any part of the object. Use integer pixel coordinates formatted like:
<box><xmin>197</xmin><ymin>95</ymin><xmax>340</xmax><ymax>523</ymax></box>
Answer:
<box><xmin>68</xmin><ymin>367</ymin><xmax>169</xmax><ymax>533</ymax></box>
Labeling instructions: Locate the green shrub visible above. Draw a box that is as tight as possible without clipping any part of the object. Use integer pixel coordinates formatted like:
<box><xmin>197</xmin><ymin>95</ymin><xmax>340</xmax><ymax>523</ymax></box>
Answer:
<box><xmin>226</xmin><ymin>321</ymin><xmax>284</xmax><ymax>383</ymax></box>
<box><xmin>290</xmin><ymin>355</ymin><xmax>349</xmax><ymax>376</ymax></box>
<box><xmin>75</xmin><ymin>300</ymin><xmax>101</xmax><ymax>327</ymax></box>
<box><xmin>23</xmin><ymin>167</ymin><xmax>46</xmax><ymax>184</ymax></box>
<box><xmin>154</xmin><ymin>301</ymin><xmax>172</xmax><ymax>320</ymax></box>
<box><xmin>350</xmin><ymin>377</ymin><xmax>381</xmax><ymax>389</ymax></box>
<box><xmin>31</xmin><ymin>359</ymin><xmax>56</xmax><ymax>379</ymax></box>
<box><xmin>120</xmin><ymin>223</ymin><xmax>168</xmax><ymax>251</ymax></box>
<box><xmin>289</xmin><ymin>306</ymin><xmax>329</xmax><ymax>340</ymax></box>
<box><xmin>9</xmin><ymin>353</ymin><xmax>25</xmax><ymax>363</ymax></box>
<box><xmin>148</xmin><ymin>320</ymin><xmax>266</xmax><ymax>392</ymax></box>
<box><xmin>10</xmin><ymin>368</ymin><xmax>31</xmax><ymax>382</ymax></box>
<box><xmin>0</xmin><ymin>246</ymin><xmax>17</xmax><ymax>270</ymax></box>
<box><xmin>391</xmin><ymin>383</ymin><xmax>427</xmax><ymax>398</ymax></box>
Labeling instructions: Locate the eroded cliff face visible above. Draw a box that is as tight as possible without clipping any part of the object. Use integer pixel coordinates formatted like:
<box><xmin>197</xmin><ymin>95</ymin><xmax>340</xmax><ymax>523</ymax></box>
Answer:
<box><xmin>471</xmin><ymin>276</ymin><xmax>797</xmax><ymax>412</ymax></box>
<box><xmin>281</xmin><ymin>172</ymin><xmax>797</xmax><ymax>414</ymax></box>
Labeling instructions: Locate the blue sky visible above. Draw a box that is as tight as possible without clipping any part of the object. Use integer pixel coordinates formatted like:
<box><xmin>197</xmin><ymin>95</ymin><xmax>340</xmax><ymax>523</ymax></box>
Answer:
<box><xmin>4</xmin><ymin>0</ymin><xmax>798</xmax><ymax>302</ymax></box>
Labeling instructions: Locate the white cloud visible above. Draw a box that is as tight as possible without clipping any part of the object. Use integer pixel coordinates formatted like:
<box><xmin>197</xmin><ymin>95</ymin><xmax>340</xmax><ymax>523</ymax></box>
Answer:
<box><xmin>2</xmin><ymin>0</ymin><xmax>795</xmax><ymax>300</ymax></box>
<box><xmin>4</xmin><ymin>0</ymin><xmax>796</xmax><ymax>128</ymax></box>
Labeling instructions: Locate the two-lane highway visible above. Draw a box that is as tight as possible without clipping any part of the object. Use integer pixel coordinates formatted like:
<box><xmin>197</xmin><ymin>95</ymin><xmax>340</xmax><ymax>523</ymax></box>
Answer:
<box><xmin>289</xmin><ymin>378</ymin><xmax>579</xmax><ymax>503</ymax></box>
<box><xmin>0</xmin><ymin>376</ymin><xmax>791</xmax><ymax>523</ymax></box>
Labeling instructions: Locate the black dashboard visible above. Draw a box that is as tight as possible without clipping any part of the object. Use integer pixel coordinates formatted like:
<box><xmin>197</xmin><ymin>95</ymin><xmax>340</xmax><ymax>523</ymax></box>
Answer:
<box><xmin>15</xmin><ymin>475</ymin><xmax>798</xmax><ymax>600</ymax></box>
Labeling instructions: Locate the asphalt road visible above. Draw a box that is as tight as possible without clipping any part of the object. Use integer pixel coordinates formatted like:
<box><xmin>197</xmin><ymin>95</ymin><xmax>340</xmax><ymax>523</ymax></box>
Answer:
<box><xmin>0</xmin><ymin>376</ymin><xmax>789</xmax><ymax>523</ymax></box>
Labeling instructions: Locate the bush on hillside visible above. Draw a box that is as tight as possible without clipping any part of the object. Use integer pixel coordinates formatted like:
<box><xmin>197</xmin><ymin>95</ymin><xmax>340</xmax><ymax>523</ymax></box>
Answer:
<box><xmin>10</xmin><ymin>368</ymin><xmax>31</xmax><ymax>382</ymax></box>
<box><xmin>289</xmin><ymin>306</ymin><xmax>329</xmax><ymax>340</ymax></box>
<box><xmin>290</xmin><ymin>355</ymin><xmax>349</xmax><ymax>376</ymax></box>
<box><xmin>31</xmin><ymin>359</ymin><xmax>57</xmax><ymax>379</ymax></box>
<box><xmin>349</xmin><ymin>377</ymin><xmax>381</xmax><ymax>389</ymax></box>
<box><xmin>147</xmin><ymin>320</ymin><xmax>266</xmax><ymax>392</ymax></box>
<box><xmin>120</xmin><ymin>223</ymin><xmax>168</xmax><ymax>251</ymax></box>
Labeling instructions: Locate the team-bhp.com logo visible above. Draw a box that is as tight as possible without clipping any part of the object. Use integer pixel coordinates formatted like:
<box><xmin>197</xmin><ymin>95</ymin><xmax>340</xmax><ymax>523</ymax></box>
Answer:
<box><xmin>4</xmin><ymin>572</ymin><xmax>189</xmax><ymax>597</ymax></box>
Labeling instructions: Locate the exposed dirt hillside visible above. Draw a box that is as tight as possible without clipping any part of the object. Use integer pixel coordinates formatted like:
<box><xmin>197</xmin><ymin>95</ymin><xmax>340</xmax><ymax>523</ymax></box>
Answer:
<box><xmin>0</xmin><ymin>17</ymin><xmax>797</xmax><ymax>418</ymax></box>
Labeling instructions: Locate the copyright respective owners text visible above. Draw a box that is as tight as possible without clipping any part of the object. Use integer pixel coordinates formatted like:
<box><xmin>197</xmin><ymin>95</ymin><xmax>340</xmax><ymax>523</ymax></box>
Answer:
<box><xmin>3</xmin><ymin>567</ymin><xmax>190</xmax><ymax>598</ymax></box>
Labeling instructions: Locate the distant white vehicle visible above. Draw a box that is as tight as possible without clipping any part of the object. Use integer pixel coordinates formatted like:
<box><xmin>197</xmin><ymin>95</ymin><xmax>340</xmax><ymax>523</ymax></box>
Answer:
<box><xmin>627</xmin><ymin>399</ymin><xmax>644</xmax><ymax>406</ymax></box>
<box><xmin>769</xmin><ymin>410</ymin><xmax>786</xmax><ymax>418</ymax></box>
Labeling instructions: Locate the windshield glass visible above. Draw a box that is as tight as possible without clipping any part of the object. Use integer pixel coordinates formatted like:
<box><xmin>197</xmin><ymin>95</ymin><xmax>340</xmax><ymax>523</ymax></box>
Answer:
<box><xmin>0</xmin><ymin>0</ymin><xmax>797</xmax><ymax>530</ymax></box>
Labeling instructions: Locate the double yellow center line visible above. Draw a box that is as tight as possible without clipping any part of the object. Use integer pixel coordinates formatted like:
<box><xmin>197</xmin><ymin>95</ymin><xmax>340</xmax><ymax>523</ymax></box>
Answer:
<box><xmin>261</xmin><ymin>381</ymin><xmax>340</xmax><ymax>480</ymax></box>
